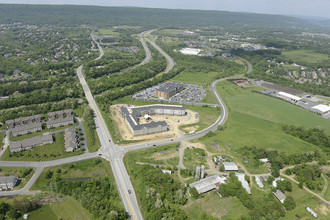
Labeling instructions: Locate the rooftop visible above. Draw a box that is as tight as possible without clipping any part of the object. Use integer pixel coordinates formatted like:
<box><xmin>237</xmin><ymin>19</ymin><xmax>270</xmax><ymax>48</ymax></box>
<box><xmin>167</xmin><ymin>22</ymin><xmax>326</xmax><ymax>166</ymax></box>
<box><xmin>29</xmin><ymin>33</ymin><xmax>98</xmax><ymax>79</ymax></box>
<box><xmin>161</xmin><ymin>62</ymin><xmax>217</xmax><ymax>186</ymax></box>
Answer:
<box><xmin>222</xmin><ymin>162</ymin><xmax>238</xmax><ymax>171</ymax></box>
<box><xmin>278</xmin><ymin>91</ymin><xmax>302</xmax><ymax>101</ymax></box>
<box><xmin>311</xmin><ymin>104</ymin><xmax>330</xmax><ymax>114</ymax></box>
<box><xmin>190</xmin><ymin>175</ymin><xmax>226</xmax><ymax>194</ymax></box>
<box><xmin>273</xmin><ymin>190</ymin><xmax>286</xmax><ymax>203</ymax></box>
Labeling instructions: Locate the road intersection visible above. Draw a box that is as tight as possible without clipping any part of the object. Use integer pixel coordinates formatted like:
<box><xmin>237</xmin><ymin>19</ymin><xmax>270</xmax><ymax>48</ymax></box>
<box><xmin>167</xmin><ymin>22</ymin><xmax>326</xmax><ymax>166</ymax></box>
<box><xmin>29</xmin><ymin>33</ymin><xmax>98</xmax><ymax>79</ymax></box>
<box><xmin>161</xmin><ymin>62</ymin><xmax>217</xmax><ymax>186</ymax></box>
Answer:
<box><xmin>0</xmin><ymin>30</ymin><xmax>232</xmax><ymax>219</ymax></box>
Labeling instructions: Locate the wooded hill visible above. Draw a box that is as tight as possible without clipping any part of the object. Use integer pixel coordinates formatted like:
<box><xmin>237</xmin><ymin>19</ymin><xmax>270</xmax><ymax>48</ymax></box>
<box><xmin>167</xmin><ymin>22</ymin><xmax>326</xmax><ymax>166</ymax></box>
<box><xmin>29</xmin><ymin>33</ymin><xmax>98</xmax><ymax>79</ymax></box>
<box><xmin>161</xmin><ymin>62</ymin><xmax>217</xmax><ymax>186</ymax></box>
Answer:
<box><xmin>0</xmin><ymin>4</ymin><xmax>317</xmax><ymax>30</ymax></box>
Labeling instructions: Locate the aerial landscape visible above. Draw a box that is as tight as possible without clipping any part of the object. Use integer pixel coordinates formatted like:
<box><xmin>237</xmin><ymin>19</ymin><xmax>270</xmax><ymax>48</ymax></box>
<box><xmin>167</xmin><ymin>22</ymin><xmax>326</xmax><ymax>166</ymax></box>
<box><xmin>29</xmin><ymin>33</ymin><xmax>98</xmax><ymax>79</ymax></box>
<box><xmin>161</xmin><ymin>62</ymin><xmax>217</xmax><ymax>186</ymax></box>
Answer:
<box><xmin>0</xmin><ymin>1</ymin><xmax>329</xmax><ymax>220</ymax></box>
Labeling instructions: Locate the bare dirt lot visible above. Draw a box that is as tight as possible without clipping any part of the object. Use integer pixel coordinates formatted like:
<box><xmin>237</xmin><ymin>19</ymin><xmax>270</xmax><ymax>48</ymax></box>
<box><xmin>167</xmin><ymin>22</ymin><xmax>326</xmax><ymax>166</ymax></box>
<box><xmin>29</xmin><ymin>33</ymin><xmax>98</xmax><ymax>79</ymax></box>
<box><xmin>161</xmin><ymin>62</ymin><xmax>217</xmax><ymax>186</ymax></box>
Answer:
<box><xmin>110</xmin><ymin>105</ymin><xmax>199</xmax><ymax>141</ymax></box>
<box><xmin>233</xmin><ymin>79</ymin><xmax>250</xmax><ymax>87</ymax></box>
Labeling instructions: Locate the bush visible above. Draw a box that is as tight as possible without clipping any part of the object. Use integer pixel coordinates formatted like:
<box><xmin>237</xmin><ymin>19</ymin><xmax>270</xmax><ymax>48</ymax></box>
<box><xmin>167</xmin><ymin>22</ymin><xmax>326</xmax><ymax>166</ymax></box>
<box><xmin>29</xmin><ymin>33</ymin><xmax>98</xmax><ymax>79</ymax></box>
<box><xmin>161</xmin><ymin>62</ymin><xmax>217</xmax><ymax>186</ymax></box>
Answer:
<box><xmin>284</xmin><ymin>196</ymin><xmax>296</xmax><ymax>210</ymax></box>
<box><xmin>189</xmin><ymin>187</ymin><xmax>199</xmax><ymax>199</ymax></box>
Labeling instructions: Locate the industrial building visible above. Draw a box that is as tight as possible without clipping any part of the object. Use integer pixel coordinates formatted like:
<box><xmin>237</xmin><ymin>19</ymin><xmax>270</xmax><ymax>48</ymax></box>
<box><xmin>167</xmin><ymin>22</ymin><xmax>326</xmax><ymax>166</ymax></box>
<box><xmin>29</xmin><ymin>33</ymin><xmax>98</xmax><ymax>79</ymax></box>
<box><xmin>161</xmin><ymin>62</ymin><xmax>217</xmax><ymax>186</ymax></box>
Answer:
<box><xmin>273</xmin><ymin>190</ymin><xmax>286</xmax><ymax>203</ymax></box>
<box><xmin>179</xmin><ymin>48</ymin><xmax>201</xmax><ymax>55</ymax></box>
<box><xmin>222</xmin><ymin>162</ymin><xmax>238</xmax><ymax>171</ymax></box>
<box><xmin>190</xmin><ymin>175</ymin><xmax>226</xmax><ymax>194</ymax></box>
<box><xmin>10</xmin><ymin>134</ymin><xmax>53</xmax><ymax>152</ymax></box>
<box><xmin>0</xmin><ymin>176</ymin><xmax>17</xmax><ymax>191</ymax></box>
<box><xmin>235</xmin><ymin>173</ymin><xmax>251</xmax><ymax>194</ymax></box>
<box><xmin>64</xmin><ymin>127</ymin><xmax>78</xmax><ymax>152</ymax></box>
<box><xmin>121</xmin><ymin>105</ymin><xmax>186</xmax><ymax>136</ymax></box>
<box><xmin>311</xmin><ymin>104</ymin><xmax>330</xmax><ymax>115</ymax></box>
<box><xmin>155</xmin><ymin>82</ymin><xmax>184</xmax><ymax>99</ymax></box>
<box><xmin>278</xmin><ymin>91</ymin><xmax>302</xmax><ymax>102</ymax></box>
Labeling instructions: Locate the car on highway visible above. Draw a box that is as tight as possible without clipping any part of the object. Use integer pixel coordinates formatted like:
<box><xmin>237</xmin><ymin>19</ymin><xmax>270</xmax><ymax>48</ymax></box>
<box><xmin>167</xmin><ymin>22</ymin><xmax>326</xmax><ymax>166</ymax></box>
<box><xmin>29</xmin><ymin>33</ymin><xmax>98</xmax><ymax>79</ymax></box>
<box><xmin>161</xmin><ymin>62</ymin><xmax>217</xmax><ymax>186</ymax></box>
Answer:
<box><xmin>128</xmin><ymin>190</ymin><xmax>131</xmax><ymax>194</ymax></box>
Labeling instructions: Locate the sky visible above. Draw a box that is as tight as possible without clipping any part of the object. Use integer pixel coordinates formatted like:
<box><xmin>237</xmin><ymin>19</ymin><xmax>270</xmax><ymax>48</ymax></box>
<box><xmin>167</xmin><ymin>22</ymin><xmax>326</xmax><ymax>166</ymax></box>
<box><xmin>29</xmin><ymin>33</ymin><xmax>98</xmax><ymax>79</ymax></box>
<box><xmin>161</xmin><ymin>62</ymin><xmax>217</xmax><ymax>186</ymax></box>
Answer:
<box><xmin>1</xmin><ymin>0</ymin><xmax>330</xmax><ymax>19</ymax></box>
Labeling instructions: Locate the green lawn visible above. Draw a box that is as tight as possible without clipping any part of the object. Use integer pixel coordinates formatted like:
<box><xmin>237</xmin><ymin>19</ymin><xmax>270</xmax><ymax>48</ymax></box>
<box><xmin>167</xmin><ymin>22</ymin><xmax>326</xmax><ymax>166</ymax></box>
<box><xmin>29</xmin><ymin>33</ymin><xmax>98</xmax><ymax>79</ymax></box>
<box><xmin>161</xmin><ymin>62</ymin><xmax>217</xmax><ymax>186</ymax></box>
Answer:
<box><xmin>1</xmin><ymin>132</ymin><xmax>84</xmax><ymax>162</ymax></box>
<box><xmin>181</xmin><ymin>105</ymin><xmax>220</xmax><ymax>132</ymax></box>
<box><xmin>18</xmin><ymin>197</ymin><xmax>92</xmax><ymax>220</ymax></box>
<box><xmin>199</xmin><ymin>89</ymin><xmax>217</xmax><ymax>104</ymax></box>
<box><xmin>196</xmin><ymin>81</ymin><xmax>329</xmax><ymax>173</ymax></box>
<box><xmin>182</xmin><ymin>191</ymin><xmax>249</xmax><ymax>219</ymax></box>
<box><xmin>283</xmin><ymin>183</ymin><xmax>330</xmax><ymax>220</ymax></box>
<box><xmin>183</xmin><ymin>148</ymin><xmax>207</xmax><ymax>168</ymax></box>
<box><xmin>31</xmin><ymin>158</ymin><xmax>112</xmax><ymax>191</ymax></box>
<box><xmin>82</xmin><ymin>120</ymin><xmax>101</xmax><ymax>153</ymax></box>
<box><xmin>124</xmin><ymin>144</ymin><xmax>179</xmax><ymax>168</ymax></box>
<box><xmin>0</xmin><ymin>167</ymin><xmax>35</xmax><ymax>190</ymax></box>
<box><xmin>282</xmin><ymin>50</ymin><xmax>330</xmax><ymax>63</ymax></box>
<box><xmin>169</xmin><ymin>71</ymin><xmax>221</xmax><ymax>88</ymax></box>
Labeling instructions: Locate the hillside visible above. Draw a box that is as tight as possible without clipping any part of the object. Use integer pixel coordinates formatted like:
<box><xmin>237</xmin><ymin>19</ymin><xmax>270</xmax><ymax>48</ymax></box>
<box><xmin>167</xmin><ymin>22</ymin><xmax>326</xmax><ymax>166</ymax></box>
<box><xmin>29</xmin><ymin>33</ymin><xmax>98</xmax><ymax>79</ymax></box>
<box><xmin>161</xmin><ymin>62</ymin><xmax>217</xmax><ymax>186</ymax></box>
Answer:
<box><xmin>0</xmin><ymin>4</ymin><xmax>315</xmax><ymax>30</ymax></box>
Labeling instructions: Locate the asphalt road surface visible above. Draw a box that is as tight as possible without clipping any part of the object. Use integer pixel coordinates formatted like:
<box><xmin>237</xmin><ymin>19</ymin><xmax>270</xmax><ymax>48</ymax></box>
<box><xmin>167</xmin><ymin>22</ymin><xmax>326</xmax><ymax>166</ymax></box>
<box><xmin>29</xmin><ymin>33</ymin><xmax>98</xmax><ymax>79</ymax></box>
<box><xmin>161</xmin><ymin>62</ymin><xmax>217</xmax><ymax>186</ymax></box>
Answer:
<box><xmin>0</xmin><ymin>30</ymin><xmax>232</xmax><ymax>220</ymax></box>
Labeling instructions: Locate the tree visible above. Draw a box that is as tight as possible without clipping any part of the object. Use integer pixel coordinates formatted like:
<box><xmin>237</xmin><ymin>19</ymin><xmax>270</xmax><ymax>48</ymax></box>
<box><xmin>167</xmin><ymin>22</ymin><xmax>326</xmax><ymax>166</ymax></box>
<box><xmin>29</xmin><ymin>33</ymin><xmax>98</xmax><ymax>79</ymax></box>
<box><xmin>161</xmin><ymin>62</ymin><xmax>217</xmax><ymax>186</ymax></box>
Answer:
<box><xmin>284</xmin><ymin>196</ymin><xmax>296</xmax><ymax>210</ymax></box>
<box><xmin>190</xmin><ymin>187</ymin><xmax>199</xmax><ymax>199</ymax></box>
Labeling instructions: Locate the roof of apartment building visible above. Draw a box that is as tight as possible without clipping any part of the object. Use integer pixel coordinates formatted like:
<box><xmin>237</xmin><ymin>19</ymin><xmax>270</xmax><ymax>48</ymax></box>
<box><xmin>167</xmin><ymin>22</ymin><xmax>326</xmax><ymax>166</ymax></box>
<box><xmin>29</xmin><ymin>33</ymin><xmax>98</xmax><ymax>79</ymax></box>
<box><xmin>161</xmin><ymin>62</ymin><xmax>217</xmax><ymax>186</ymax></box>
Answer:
<box><xmin>11</xmin><ymin>122</ymin><xmax>42</xmax><ymax>134</ymax></box>
<box><xmin>46</xmin><ymin>116</ymin><xmax>74</xmax><ymax>126</ymax></box>
<box><xmin>6</xmin><ymin>114</ymin><xmax>42</xmax><ymax>126</ymax></box>
<box><xmin>10</xmin><ymin>134</ymin><xmax>53</xmax><ymax>151</ymax></box>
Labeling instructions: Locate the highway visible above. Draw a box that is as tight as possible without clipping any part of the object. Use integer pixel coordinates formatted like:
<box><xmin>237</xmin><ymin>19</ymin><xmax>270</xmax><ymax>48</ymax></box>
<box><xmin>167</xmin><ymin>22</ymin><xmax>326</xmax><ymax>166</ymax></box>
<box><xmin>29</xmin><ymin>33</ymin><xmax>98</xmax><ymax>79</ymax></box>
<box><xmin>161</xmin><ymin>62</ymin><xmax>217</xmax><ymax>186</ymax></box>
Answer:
<box><xmin>0</xmin><ymin>30</ymin><xmax>231</xmax><ymax>219</ymax></box>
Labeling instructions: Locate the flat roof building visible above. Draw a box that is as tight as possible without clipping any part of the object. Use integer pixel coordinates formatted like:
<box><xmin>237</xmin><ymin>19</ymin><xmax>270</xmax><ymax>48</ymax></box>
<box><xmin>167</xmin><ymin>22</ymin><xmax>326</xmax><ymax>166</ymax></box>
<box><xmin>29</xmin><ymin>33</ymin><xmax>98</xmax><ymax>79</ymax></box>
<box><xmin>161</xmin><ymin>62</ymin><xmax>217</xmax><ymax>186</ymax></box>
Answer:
<box><xmin>179</xmin><ymin>48</ymin><xmax>201</xmax><ymax>55</ymax></box>
<box><xmin>273</xmin><ymin>190</ymin><xmax>286</xmax><ymax>203</ymax></box>
<box><xmin>155</xmin><ymin>82</ymin><xmax>184</xmax><ymax>99</ymax></box>
<box><xmin>278</xmin><ymin>92</ymin><xmax>302</xmax><ymax>102</ymax></box>
<box><xmin>0</xmin><ymin>176</ymin><xmax>17</xmax><ymax>191</ymax></box>
<box><xmin>311</xmin><ymin>104</ymin><xmax>330</xmax><ymax>115</ymax></box>
<box><xmin>190</xmin><ymin>175</ymin><xmax>226</xmax><ymax>194</ymax></box>
<box><xmin>222</xmin><ymin>162</ymin><xmax>238</xmax><ymax>171</ymax></box>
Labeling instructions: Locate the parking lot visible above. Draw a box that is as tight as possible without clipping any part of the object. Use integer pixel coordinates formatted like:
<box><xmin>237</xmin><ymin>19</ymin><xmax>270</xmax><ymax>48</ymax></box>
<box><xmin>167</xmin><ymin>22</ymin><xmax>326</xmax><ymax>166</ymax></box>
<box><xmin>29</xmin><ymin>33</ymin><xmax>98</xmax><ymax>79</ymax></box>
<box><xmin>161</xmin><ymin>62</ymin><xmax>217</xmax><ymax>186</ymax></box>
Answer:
<box><xmin>132</xmin><ymin>82</ymin><xmax>206</xmax><ymax>105</ymax></box>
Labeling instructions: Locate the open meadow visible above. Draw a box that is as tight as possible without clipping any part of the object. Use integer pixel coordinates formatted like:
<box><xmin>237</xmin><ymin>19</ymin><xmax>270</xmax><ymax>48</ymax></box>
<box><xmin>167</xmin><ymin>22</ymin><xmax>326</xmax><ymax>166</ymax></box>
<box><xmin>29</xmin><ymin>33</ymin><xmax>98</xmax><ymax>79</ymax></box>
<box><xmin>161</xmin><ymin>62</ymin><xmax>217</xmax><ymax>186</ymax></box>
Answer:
<box><xmin>281</xmin><ymin>50</ymin><xmax>330</xmax><ymax>63</ymax></box>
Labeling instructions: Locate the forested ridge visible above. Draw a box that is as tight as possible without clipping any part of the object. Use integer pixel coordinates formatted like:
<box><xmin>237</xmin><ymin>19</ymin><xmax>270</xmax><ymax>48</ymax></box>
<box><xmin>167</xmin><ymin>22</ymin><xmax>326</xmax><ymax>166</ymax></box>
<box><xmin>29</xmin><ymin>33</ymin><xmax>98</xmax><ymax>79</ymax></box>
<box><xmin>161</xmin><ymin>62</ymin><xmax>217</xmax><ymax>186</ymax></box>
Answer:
<box><xmin>0</xmin><ymin>4</ymin><xmax>316</xmax><ymax>30</ymax></box>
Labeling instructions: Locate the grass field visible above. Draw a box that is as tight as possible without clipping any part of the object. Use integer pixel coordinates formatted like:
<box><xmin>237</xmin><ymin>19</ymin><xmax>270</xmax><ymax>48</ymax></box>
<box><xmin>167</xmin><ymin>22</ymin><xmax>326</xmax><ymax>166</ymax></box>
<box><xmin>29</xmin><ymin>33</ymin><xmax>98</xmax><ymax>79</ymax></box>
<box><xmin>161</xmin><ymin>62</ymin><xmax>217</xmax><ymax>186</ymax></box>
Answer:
<box><xmin>124</xmin><ymin>144</ymin><xmax>179</xmax><ymax>168</ymax></box>
<box><xmin>283</xmin><ymin>183</ymin><xmax>329</xmax><ymax>220</ymax></box>
<box><xmin>1</xmin><ymin>132</ymin><xmax>84</xmax><ymax>162</ymax></box>
<box><xmin>282</xmin><ymin>50</ymin><xmax>330</xmax><ymax>63</ymax></box>
<box><xmin>181</xmin><ymin>105</ymin><xmax>220</xmax><ymax>132</ymax></box>
<box><xmin>196</xmin><ymin>81</ymin><xmax>329</xmax><ymax>172</ymax></box>
<box><xmin>81</xmin><ymin>120</ymin><xmax>101</xmax><ymax>153</ymax></box>
<box><xmin>31</xmin><ymin>158</ymin><xmax>112</xmax><ymax>190</ymax></box>
<box><xmin>199</xmin><ymin>89</ymin><xmax>217</xmax><ymax>104</ymax></box>
<box><xmin>169</xmin><ymin>71</ymin><xmax>221</xmax><ymax>88</ymax></box>
<box><xmin>18</xmin><ymin>197</ymin><xmax>92</xmax><ymax>220</ymax></box>
<box><xmin>182</xmin><ymin>191</ymin><xmax>249</xmax><ymax>219</ymax></box>
<box><xmin>0</xmin><ymin>167</ymin><xmax>35</xmax><ymax>190</ymax></box>
<box><xmin>183</xmin><ymin>148</ymin><xmax>207</xmax><ymax>168</ymax></box>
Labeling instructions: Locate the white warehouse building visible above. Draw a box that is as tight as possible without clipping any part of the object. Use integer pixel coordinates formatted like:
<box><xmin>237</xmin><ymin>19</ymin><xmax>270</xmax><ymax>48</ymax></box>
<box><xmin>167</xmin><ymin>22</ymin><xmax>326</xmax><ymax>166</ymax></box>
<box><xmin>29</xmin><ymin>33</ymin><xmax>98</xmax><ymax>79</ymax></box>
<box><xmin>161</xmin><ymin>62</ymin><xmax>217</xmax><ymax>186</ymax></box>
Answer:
<box><xmin>278</xmin><ymin>91</ymin><xmax>302</xmax><ymax>102</ymax></box>
<box><xmin>179</xmin><ymin>48</ymin><xmax>201</xmax><ymax>55</ymax></box>
<box><xmin>311</xmin><ymin>104</ymin><xmax>330</xmax><ymax>115</ymax></box>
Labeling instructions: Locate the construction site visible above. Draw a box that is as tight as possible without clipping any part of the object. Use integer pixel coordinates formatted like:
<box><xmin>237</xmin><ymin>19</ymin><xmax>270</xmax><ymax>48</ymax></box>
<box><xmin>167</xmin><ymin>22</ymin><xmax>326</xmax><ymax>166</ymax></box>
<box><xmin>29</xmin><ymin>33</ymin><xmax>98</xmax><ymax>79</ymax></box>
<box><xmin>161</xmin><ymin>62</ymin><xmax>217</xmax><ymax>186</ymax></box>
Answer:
<box><xmin>110</xmin><ymin>104</ymin><xmax>199</xmax><ymax>141</ymax></box>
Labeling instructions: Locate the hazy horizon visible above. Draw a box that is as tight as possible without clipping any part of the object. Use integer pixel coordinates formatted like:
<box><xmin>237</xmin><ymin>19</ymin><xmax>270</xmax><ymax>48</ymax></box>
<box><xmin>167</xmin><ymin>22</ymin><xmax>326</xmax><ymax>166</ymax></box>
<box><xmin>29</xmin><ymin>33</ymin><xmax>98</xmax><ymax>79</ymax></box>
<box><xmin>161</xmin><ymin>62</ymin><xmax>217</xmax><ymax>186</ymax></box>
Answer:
<box><xmin>0</xmin><ymin>0</ymin><xmax>330</xmax><ymax>19</ymax></box>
